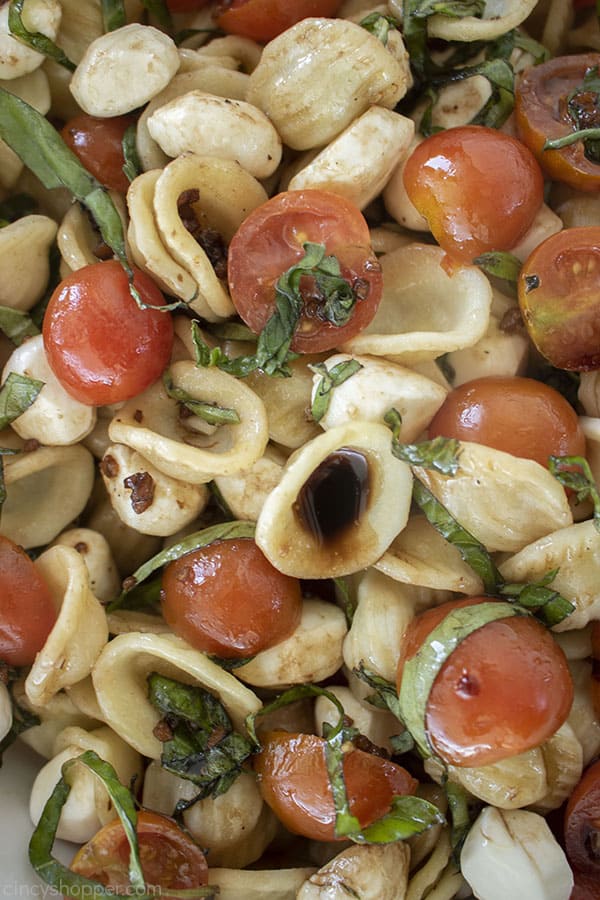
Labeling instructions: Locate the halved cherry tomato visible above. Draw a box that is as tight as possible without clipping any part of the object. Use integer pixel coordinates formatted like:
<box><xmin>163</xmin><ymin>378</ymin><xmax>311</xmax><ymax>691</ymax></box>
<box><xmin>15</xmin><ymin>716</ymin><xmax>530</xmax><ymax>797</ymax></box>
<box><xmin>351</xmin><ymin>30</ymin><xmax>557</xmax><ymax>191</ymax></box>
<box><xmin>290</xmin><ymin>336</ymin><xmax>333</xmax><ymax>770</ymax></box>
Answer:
<box><xmin>0</xmin><ymin>535</ymin><xmax>56</xmax><ymax>667</ymax></box>
<box><xmin>70</xmin><ymin>810</ymin><xmax>208</xmax><ymax>895</ymax></box>
<box><xmin>518</xmin><ymin>226</ymin><xmax>600</xmax><ymax>371</ymax></box>
<box><xmin>428</xmin><ymin>375</ymin><xmax>585</xmax><ymax>468</ymax></box>
<box><xmin>253</xmin><ymin>730</ymin><xmax>417</xmax><ymax>841</ymax></box>
<box><xmin>564</xmin><ymin>758</ymin><xmax>600</xmax><ymax>880</ymax></box>
<box><xmin>402</xmin><ymin>125</ymin><xmax>544</xmax><ymax>263</ymax></box>
<box><xmin>515</xmin><ymin>54</ymin><xmax>600</xmax><ymax>192</ymax></box>
<box><xmin>214</xmin><ymin>0</ymin><xmax>343</xmax><ymax>43</ymax></box>
<box><xmin>161</xmin><ymin>538</ymin><xmax>302</xmax><ymax>658</ymax></box>
<box><xmin>43</xmin><ymin>260</ymin><xmax>173</xmax><ymax>406</ymax></box>
<box><xmin>396</xmin><ymin>597</ymin><xmax>573</xmax><ymax>767</ymax></box>
<box><xmin>60</xmin><ymin>114</ymin><xmax>135</xmax><ymax>194</ymax></box>
<box><xmin>570</xmin><ymin>868</ymin><xmax>600</xmax><ymax>900</ymax></box>
<box><xmin>227</xmin><ymin>190</ymin><xmax>382</xmax><ymax>354</ymax></box>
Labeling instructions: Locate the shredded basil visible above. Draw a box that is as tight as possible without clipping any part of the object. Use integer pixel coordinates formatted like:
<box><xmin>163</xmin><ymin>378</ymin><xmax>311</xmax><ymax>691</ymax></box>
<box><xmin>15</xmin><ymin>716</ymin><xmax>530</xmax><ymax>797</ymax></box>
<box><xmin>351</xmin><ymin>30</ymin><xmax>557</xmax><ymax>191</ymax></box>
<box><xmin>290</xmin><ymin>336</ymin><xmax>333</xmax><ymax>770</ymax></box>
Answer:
<box><xmin>473</xmin><ymin>251</ymin><xmax>522</xmax><ymax>284</ymax></box>
<box><xmin>310</xmin><ymin>359</ymin><xmax>363</xmax><ymax>423</ymax></box>
<box><xmin>8</xmin><ymin>0</ymin><xmax>75</xmax><ymax>71</ymax></box>
<box><xmin>334</xmin><ymin>575</ymin><xmax>358</xmax><ymax>625</ymax></box>
<box><xmin>499</xmin><ymin>570</ymin><xmax>574</xmax><ymax>628</ymax></box>
<box><xmin>140</xmin><ymin>0</ymin><xmax>173</xmax><ymax>31</ymax></box>
<box><xmin>353</xmin><ymin>663</ymin><xmax>407</xmax><ymax>727</ymax></box>
<box><xmin>0</xmin><ymin>446</ymin><xmax>20</xmax><ymax>511</ymax></box>
<box><xmin>0</xmin><ymin>306</ymin><xmax>39</xmax><ymax>346</ymax></box>
<box><xmin>359</xmin><ymin>12</ymin><xmax>399</xmax><ymax>45</ymax></box>
<box><xmin>444</xmin><ymin>778</ymin><xmax>481</xmax><ymax>860</ymax></box>
<box><xmin>163</xmin><ymin>370</ymin><xmax>240</xmax><ymax>426</ymax></box>
<box><xmin>121</xmin><ymin>123</ymin><xmax>141</xmax><ymax>183</ymax></box>
<box><xmin>0</xmin><ymin>371</ymin><xmax>44</xmax><ymax>430</ymax></box>
<box><xmin>549</xmin><ymin>454</ymin><xmax>600</xmax><ymax>533</ymax></box>
<box><xmin>385</xmin><ymin>408</ymin><xmax>461</xmax><ymax>475</ymax></box>
<box><xmin>101</xmin><ymin>0</ymin><xmax>126</xmax><ymax>31</ymax></box>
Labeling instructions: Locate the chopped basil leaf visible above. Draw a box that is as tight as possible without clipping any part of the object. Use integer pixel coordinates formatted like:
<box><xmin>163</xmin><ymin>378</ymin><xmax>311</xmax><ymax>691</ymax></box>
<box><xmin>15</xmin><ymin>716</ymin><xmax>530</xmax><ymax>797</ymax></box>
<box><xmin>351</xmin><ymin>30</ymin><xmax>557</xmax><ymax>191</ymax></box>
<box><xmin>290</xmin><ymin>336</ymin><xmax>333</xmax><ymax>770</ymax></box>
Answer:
<box><xmin>111</xmin><ymin>574</ymin><xmax>162</xmax><ymax>614</ymax></box>
<box><xmin>206</xmin><ymin>320</ymin><xmax>258</xmax><ymax>343</ymax></box>
<box><xmin>121</xmin><ymin>124</ymin><xmax>141</xmax><ymax>183</ymax></box>
<box><xmin>359</xmin><ymin>12</ymin><xmax>399</xmax><ymax>45</ymax></box>
<box><xmin>101</xmin><ymin>0</ymin><xmax>126</xmax><ymax>31</ymax></box>
<box><xmin>544</xmin><ymin>127</ymin><xmax>600</xmax><ymax>153</ymax></box>
<box><xmin>0</xmin><ymin>306</ymin><xmax>39</xmax><ymax>346</ymax></box>
<box><xmin>499</xmin><ymin>570</ymin><xmax>574</xmax><ymax>628</ymax></box>
<box><xmin>444</xmin><ymin>778</ymin><xmax>480</xmax><ymax>860</ymax></box>
<box><xmin>433</xmin><ymin>57</ymin><xmax>515</xmax><ymax>129</ymax></box>
<box><xmin>0</xmin><ymin>372</ymin><xmax>44</xmax><ymax>430</ymax></box>
<box><xmin>140</xmin><ymin>0</ymin><xmax>173</xmax><ymax>31</ymax></box>
<box><xmin>473</xmin><ymin>251</ymin><xmax>522</xmax><ymax>283</ymax></box>
<box><xmin>402</xmin><ymin>0</ymin><xmax>485</xmax><ymax>81</ymax></box>
<box><xmin>411</xmin><ymin>0</ymin><xmax>485</xmax><ymax>17</ymax></box>
<box><xmin>148</xmin><ymin>673</ymin><xmax>254</xmax><ymax>798</ymax></box>
<box><xmin>353</xmin><ymin>663</ymin><xmax>406</xmax><ymax>727</ymax></box>
<box><xmin>334</xmin><ymin>575</ymin><xmax>358</xmax><ymax>625</ymax></box>
<box><xmin>109</xmin><ymin>520</ymin><xmax>256</xmax><ymax>611</ymax></box>
<box><xmin>163</xmin><ymin>370</ymin><xmax>240</xmax><ymax>426</ymax></box>
<box><xmin>399</xmin><ymin>601</ymin><xmax>525</xmax><ymax>758</ymax></box>
<box><xmin>310</xmin><ymin>359</ymin><xmax>363</xmax><ymax>423</ymax></box>
<box><xmin>323</xmin><ymin>724</ymin><xmax>362</xmax><ymax>838</ymax></box>
<box><xmin>192</xmin><ymin>321</ymin><xmax>262</xmax><ymax>379</ymax></box>
<box><xmin>549</xmin><ymin>454</ymin><xmax>600</xmax><ymax>533</ymax></box>
<box><xmin>0</xmin><ymin>447</ymin><xmax>19</xmax><ymax>511</ymax></box>
<box><xmin>8</xmin><ymin>0</ymin><xmax>75</xmax><ymax>71</ymax></box>
<box><xmin>412</xmin><ymin>478</ymin><xmax>503</xmax><ymax>593</ymax></box>
<box><xmin>385</xmin><ymin>408</ymin><xmax>461</xmax><ymax>475</ymax></box>
<box><xmin>356</xmin><ymin>795</ymin><xmax>445</xmax><ymax>843</ymax></box>
<box><xmin>245</xmin><ymin>683</ymin><xmax>348</xmax><ymax>748</ymax></box>
<box><xmin>562</xmin><ymin>65</ymin><xmax>600</xmax><ymax>163</ymax></box>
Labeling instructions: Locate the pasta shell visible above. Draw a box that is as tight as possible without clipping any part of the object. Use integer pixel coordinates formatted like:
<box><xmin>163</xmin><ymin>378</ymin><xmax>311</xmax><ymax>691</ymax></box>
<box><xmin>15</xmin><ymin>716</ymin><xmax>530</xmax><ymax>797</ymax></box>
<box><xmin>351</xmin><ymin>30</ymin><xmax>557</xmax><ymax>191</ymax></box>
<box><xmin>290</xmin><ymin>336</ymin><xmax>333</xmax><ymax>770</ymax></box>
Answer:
<box><xmin>298</xmin><ymin>842</ymin><xmax>410</xmax><ymax>900</ymax></box>
<box><xmin>446</xmin><ymin>747</ymin><xmax>548</xmax><ymax>810</ymax></box>
<box><xmin>1</xmin><ymin>443</ymin><xmax>95</xmax><ymax>548</ymax></box>
<box><xmin>25</xmin><ymin>546</ymin><xmax>108</xmax><ymax>707</ymax></box>
<box><xmin>256</xmin><ymin>421</ymin><xmax>412</xmax><ymax>578</ymax></box>
<box><xmin>235</xmin><ymin>598</ymin><xmax>348</xmax><ymax>689</ymax></box>
<box><xmin>427</xmin><ymin>0</ymin><xmax>538</xmax><ymax>42</ymax></box>
<box><xmin>568</xmin><ymin>659</ymin><xmax>600</xmax><ymax>766</ymax></box>
<box><xmin>12</xmin><ymin>679</ymin><xmax>100</xmax><ymax>759</ymax></box>
<box><xmin>84</xmin><ymin>487</ymin><xmax>163</xmax><ymax>576</ymax></box>
<box><xmin>0</xmin><ymin>683</ymin><xmax>12</xmax><ymax>743</ymax></box>
<box><xmin>53</xmin><ymin>0</ymin><xmax>144</xmax><ymax>65</ymax></box>
<box><xmin>91</xmin><ymin>631</ymin><xmax>262</xmax><ymax>758</ymax></box>
<box><xmin>383</xmin><ymin>137</ymin><xmax>430</xmax><ymax>232</ymax></box>
<box><xmin>0</xmin><ymin>69</ymin><xmax>51</xmax><ymax>189</ymax></box>
<box><xmin>0</xmin><ymin>214</ymin><xmax>57</xmax><ymax>310</ymax></box>
<box><xmin>314</xmin><ymin>685</ymin><xmax>401</xmax><ymax>755</ymax></box>
<box><xmin>531</xmin><ymin>723</ymin><xmax>583</xmax><ymax>813</ymax></box>
<box><xmin>246</xmin><ymin>354</ymin><xmax>323</xmax><ymax>450</ymax></box>
<box><xmin>509</xmin><ymin>204</ymin><xmax>563</xmax><ymax>263</ymax></box>
<box><xmin>341</xmin><ymin>244</ymin><xmax>492</xmax><ymax>365</ymax></box>
<box><xmin>0</xmin><ymin>0</ymin><xmax>62</xmax><ymax>80</ymax></box>
<box><xmin>108</xmin><ymin>360</ymin><xmax>269</xmax><ymax>484</ymax></box>
<box><xmin>406</xmin><ymin>827</ymin><xmax>453</xmax><ymax>900</ymax></box>
<box><xmin>51</xmin><ymin>527</ymin><xmax>121</xmax><ymax>605</ymax></box>
<box><xmin>57</xmin><ymin>201</ymin><xmax>105</xmax><ymax>273</ymax></box>
<box><xmin>207</xmin><ymin>868</ymin><xmax>317</xmax><ymax>900</ymax></box>
<box><xmin>214</xmin><ymin>444</ymin><xmax>286</xmax><ymax>522</ymax></box>
<box><xmin>415</xmin><ymin>441</ymin><xmax>572</xmax><ymax>553</ymax></box>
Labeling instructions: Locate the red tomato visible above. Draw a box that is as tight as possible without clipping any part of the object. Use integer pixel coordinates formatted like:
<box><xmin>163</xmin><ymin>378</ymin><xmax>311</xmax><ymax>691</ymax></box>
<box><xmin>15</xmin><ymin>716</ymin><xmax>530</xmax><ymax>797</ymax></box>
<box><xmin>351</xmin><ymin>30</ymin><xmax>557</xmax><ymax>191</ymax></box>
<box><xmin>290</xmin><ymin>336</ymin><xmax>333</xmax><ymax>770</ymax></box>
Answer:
<box><xmin>61</xmin><ymin>114</ymin><xmax>135</xmax><ymax>194</ymax></box>
<box><xmin>515</xmin><ymin>54</ymin><xmax>600</xmax><ymax>192</ymax></box>
<box><xmin>43</xmin><ymin>260</ymin><xmax>173</xmax><ymax>406</ymax></box>
<box><xmin>518</xmin><ymin>227</ymin><xmax>600</xmax><ymax>371</ymax></box>
<box><xmin>70</xmin><ymin>810</ymin><xmax>208</xmax><ymax>895</ymax></box>
<box><xmin>227</xmin><ymin>190</ymin><xmax>382</xmax><ymax>354</ymax></box>
<box><xmin>161</xmin><ymin>538</ymin><xmax>302</xmax><ymax>658</ymax></box>
<box><xmin>0</xmin><ymin>535</ymin><xmax>56</xmax><ymax>667</ymax></box>
<box><xmin>564</xmin><ymin>758</ymin><xmax>600</xmax><ymax>880</ymax></box>
<box><xmin>592</xmin><ymin>622</ymin><xmax>600</xmax><ymax>720</ymax></box>
<box><xmin>402</xmin><ymin>125</ymin><xmax>544</xmax><ymax>263</ymax></box>
<box><xmin>570</xmin><ymin>868</ymin><xmax>600</xmax><ymax>900</ymax></box>
<box><xmin>214</xmin><ymin>0</ymin><xmax>343</xmax><ymax>43</ymax></box>
<box><xmin>428</xmin><ymin>375</ymin><xmax>585</xmax><ymax>468</ymax></box>
<box><xmin>396</xmin><ymin>597</ymin><xmax>574</xmax><ymax>767</ymax></box>
<box><xmin>253</xmin><ymin>730</ymin><xmax>417</xmax><ymax>841</ymax></box>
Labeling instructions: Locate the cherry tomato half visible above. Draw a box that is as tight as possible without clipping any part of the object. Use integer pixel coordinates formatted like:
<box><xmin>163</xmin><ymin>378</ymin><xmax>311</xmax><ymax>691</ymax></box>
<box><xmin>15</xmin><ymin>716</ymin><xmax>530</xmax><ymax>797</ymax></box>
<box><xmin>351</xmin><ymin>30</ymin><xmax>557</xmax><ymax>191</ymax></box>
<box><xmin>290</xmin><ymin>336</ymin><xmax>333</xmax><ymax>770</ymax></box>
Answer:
<box><xmin>161</xmin><ymin>538</ymin><xmax>302</xmax><ymax>658</ymax></box>
<box><xmin>0</xmin><ymin>535</ymin><xmax>56</xmax><ymax>667</ymax></box>
<box><xmin>396</xmin><ymin>597</ymin><xmax>574</xmax><ymax>767</ymax></box>
<box><xmin>564</xmin><ymin>758</ymin><xmax>600</xmax><ymax>880</ymax></box>
<box><xmin>227</xmin><ymin>190</ymin><xmax>382</xmax><ymax>354</ymax></box>
<box><xmin>214</xmin><ymin>0</ymin><xmax>343</xmax><ymax>43</ymax></box>
<box><xmin>570</xmin><ymin>868</ymin><xmax>600</xmax><ymax>900</ymax></box>
<box><xmin>70</xmin><ymin>810</ymin><xmax>208</xmax><ymax>895</ymax></box>
<box><xmin>253</xmin><ymin>730</ymin><xmax>417</xmax><ymax>841</ymax></box>
<box><xmin>43</xmin><ymin>260</ymin><xmax>174</xmax><ymax>406</ymax></box>
<box><xmin>518</xmin><ymin>226</ymin><xmax>600</xmax><ymax>371</ymax></box>
<box><xmin>61</xmin><ymin>114</ymin><xmax>135</xmax><ymax>194</ymax></box>
<box><xmin>402</xmin><ymin>125</ymin><xmax>544</xmax><ymax>263</ymax></box>
<box><xmin>515</xmin><ymin>54</ymin><xmax>600</xmax><ymax>192</ymax></box>
<box><xmin>428</xmin><ymin>375</ymin><xmax>585</xmax><ymax>468</ymax></box>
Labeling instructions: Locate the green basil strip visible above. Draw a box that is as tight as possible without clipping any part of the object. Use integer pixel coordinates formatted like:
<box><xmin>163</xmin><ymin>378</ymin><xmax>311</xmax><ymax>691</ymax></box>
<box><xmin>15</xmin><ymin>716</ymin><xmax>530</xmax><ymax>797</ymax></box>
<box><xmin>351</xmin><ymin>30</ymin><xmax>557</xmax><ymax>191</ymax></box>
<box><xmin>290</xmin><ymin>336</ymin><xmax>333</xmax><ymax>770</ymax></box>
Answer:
<box><xmin>310</xmin><ymin>359</ymin><xmax>363</xmax><ymax>423</ymax></box>
<box><xmin>544</xmin><ymin>127</ymin><xmax>600</xmax><ymax>152</ymax></box>
<box><xmin>444</xmin><ymin>779</ymin><xmax>479</xmax><ymax>860</ymax></box>
<box><xmin>549</xmin><ymin>454</ymin><xmax>600</xmax><ymax>533</ymax></box>
<box><xmin>400</xmin><ymin>601</ymin><xmax>526</xmax><ymax>758</ymax></box>
<box><xmin>412</xmin><ymin>478</ymin><xmax>502</xmax><ymax>593</ymax></box>
<box><xmin>473</xmin><ymin>251</ymin><xmax>521</xmax><ymax>283</ymax></box>
<box><xmin>385</xmin><ymin>408</ymin><xmax>461</xmax><ymax>476</ymax></box>
<box><xmin>431</xmin><ymin>57</ymin><xmax>515</xmax><ymax>130</ymax></box>
<box><xmin>8</xmin><ymin>0</ymin><xmax>75</xmax><ymax>71</ymax></box>
<box><xmin>0</xmin><ymin>447</ymin><xmax>19</xmax><ymax>511</ymax></box>
<box><xmin>354</xmin><ymin>663</ymin><xmax>405</xmax><ymax>724</ymax></box>
<box><xmin>0</xmin><ymin>305</ymin><xmax>39</xmax><ymax>346</ymax></box>
<box><xmin>122</xmin><ymin>123</ymin><xmax>141</xmax><ymax>183</ymax></box>
<box><xmin>500</xmin><ymin>571</ymin><xmax>574</xmax><ymax>628</ymax></box>
<box><xmin>359</xmin><ymin>12</ymin><xmax>399</xmax><ymax>45</ymax></box>
<box><xmin>245</xmin><ymin>683</ymin><xmax>348</xmax><ymax>748</ymax></box>
<box><xmin>101</xmin><ymin>0</ymin><xmax>126</xmax><ymax>31</ymax></box>
<box><xmin>0</xmin><ymin>371</ymin><xmax>44</xmax><ymax>429</ymax></box>
<box><xmin>411</xmin><ymin>0</ymin><xmax>485</xmax><ymax>18</ymax></box>
<box><xmin>323</xmin><ymin>725</ymin><xmax>362</xmax><ymax>838</ymax></box>
<box><xmin>109</xmin><ymin>520</ymin><xmax>256</xmax><ymax>611</ymax></box>
<box><xmin>355</xmin><ymin>795</ymin><xmax>445</xmax><ymax>843</ymax></box>
<box><xmin>163</xmin><ymin>371</ymin><xmax>240</xmax><ymax>425</ymax></box>
<box><xmin>334</xmin><ymin>575</ymin><xmax>358</xmax><ymax>625</ymax></box>
<box><xmin>140</xmin><ymin>0</ymin><xmax>173</xmax><ymax>31</ymax></box>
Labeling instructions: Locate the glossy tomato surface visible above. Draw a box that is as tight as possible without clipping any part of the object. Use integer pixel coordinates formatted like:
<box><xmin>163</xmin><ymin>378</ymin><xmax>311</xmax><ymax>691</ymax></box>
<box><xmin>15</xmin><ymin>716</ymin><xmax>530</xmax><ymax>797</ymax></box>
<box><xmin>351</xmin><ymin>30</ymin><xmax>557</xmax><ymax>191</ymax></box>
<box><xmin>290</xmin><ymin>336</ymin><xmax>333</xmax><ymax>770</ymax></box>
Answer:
<box><xmin>227</xmin><ymin>190</ymin><xmax>382</xmax><ymax>353</ymax></box>
<box><xmin>515</xmin><ymin>54</ymin><xmax>600</xmax><ymax>192</ymax></box>
<box><xmin>43</xmin><ymin>260</ymin><xmax>173</xmax><ymax>406</ymax></box>
<box><xmin>215</xmin><ymin>0</ymin><xmax>343</xmax><ymax>42</ymax></box>
<box><xmin>397</xmin><ymin>597</ymin><xmax>573</xmax><ymax>767</ymax></box>
<box><xmin>61</xmin><ymin>114</ymin><xmax>135</xmax><ymax>194</ymax></box>
<box><xmin>564</xmin><ymin>758</ymin><xmax>600</xmax><ymax>880</ymax></box>
<box><xmin>70</xmin><ymin>810</ymin><xmax>208</xmax><ymax>894</ymax></box>
<box><xmin>402</xmin><ymin>125</ymin><xmax>544</xmax><ymax>262</ymax></box>
<box><xmin>161</xmin><ymin>538</ymin><xmax>302</xmax><ymax>658</ymax></box>
<box><xmin>518</xmin><ymin>226</ymin><xmax>600</xmax><ymax>371</ymax></box>
<box><xmin>0</xmin><ymin>535</ymin><xmax>56</xmax><ymax>667</ymax></box>
<box><xmin>254</xmin><ymin>731</ymin><xmax>417</xmax><ymax>841</ymax></box>
<box><xmin>428</xmin><ymin>375</ymin><xmax>585</xmax><ymax>468</ymax></box>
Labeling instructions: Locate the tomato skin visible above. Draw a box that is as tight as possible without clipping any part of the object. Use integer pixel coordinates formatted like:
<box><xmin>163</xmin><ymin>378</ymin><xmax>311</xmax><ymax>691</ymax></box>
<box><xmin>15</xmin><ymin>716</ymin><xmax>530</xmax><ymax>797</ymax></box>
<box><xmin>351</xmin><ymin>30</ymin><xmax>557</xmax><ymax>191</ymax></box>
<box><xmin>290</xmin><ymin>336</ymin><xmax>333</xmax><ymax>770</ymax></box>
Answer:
<box><xmin>70</xmin><ymin>810</ymin><xmax>208</xmax><ymax>893</ymax></box>
<box><xmin>215</xmin><ymin>0</ymin><xmax>343</xmax><ymax>42</ymax></box>
<box><xmin>397</xmin><ymin>597</ymin><xmax>574</xmax><ymax>767</ymax></box>
<box><xmin>61</xmin><ymin>114</ymin><xmax>135</xmax><ymax>194</ymax></box>
<box><xmin>254</xmin><ymin>731</ymin><xmax>418</xmax><ymax>841</ymax></box>
<box><xmin>227</xmin><ymin>190</ymin><xmax>382</xmax><ymax>354</ymax></box>
<box><xmin>515</xmin><ymin>54</ymin><xmax>600</xmax><ymax>193</ymax></box>
<box><xmin>43</xmin><ymin>260</ymin><xmax>174</xmax><ymax>406</ymax></box>
<box><xmin>161</xmin><ymin>538</ymin><xmax>302</xmax><ymax>658</ymax></box>
<box><xmin>518</xmin><ymin>226</ymin><xmax>600</xmax><ymax>371</ymax></box>
<box><xmin>570</xmin><ymin>868</ymin><xmax>600</xmax><ymax>900</ymax></box>
<box><xmin>564</xmin><ymin>758</ymin><xmax>600</xmax><ymax>880</ymax></box>
<box><xmin>402</xmin><ymin>125</ymin><xmax>544</xmax><ymax>263</ymax></box>
<box><xmin>428</xmin><ymin>375</ymin><xmax>585</xmax><ymax>468</ymax></box>
<box><xmin>0</xmin><ymin>536</ymin><xmax>56</xmax><ymax>667</ymax></box>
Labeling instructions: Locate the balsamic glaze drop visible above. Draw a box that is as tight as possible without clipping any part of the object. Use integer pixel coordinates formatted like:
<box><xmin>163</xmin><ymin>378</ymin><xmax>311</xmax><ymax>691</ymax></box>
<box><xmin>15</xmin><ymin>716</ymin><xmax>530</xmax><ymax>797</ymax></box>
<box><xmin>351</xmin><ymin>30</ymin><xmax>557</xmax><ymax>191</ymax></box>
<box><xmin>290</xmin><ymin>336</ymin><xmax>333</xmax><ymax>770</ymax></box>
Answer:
<box><xmin>293</xmin><ymin>448</ymin><xmax>370</xmax><ymax>546</ymax></box>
